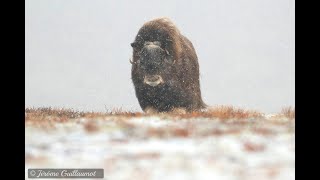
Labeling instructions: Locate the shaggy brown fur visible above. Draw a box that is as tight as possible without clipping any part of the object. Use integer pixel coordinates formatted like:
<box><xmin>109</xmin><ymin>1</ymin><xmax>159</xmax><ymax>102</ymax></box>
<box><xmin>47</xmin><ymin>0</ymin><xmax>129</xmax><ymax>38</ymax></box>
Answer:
<box><xmin>130</xmin><ymin>17</ymin><xmax>206</xmax><ymax>112</ymax></box>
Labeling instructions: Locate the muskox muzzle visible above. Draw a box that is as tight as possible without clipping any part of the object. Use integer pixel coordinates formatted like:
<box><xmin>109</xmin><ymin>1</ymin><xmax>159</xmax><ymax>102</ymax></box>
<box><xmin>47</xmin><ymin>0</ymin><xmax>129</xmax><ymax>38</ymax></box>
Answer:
<box><xmin>143</xmin><ymin>75</ymin><xmax>164</xmax><ymax>87</ymax></box>
<box><xmin>139</xmin><ymin>42</ymin><xmax>166</xmax><ymax>87</ymax></box>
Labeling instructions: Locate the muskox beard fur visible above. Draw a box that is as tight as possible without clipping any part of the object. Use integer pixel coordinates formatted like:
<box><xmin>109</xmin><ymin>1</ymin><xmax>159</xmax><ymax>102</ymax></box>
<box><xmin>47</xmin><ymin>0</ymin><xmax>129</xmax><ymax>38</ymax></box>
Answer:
<box><xmin>130</xmin><ymin>17</ymin><xmax>207</xmax><ymax>113</ymax></box>
<box><xmin>133</xmin><ymin>79</ymin><xmax>204</xmax><ymax>112</ymax></box>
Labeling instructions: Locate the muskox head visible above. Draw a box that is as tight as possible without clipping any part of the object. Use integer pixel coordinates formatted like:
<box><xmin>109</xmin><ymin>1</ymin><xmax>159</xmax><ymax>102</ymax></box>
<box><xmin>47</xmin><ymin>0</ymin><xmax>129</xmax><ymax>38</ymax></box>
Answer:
<box><xmin>130</xmin><ymin>40</ymin><xmax>175</xmax><ymax>87</ymax></box>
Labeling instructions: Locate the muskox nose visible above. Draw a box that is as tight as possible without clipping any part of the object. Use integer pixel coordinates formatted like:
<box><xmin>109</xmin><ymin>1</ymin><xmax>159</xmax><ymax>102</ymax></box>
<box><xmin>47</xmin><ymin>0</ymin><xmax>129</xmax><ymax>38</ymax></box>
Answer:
<box><xmin>146</xmin><ymin>63</ymin><xmax>158</xmax><ymax>73</ymax></box>
<box><xmin>143</xmin><ymin>75</ymin><xmax>164</xmax><ymax>87</ymax></box>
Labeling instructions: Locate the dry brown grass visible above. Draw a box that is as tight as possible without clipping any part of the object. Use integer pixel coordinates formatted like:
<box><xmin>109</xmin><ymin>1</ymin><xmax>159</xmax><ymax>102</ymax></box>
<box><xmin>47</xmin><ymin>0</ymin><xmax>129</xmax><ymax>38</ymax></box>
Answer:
<box><xmin>25</xmin><ymin>107</ymin><xmax>86</xmax><ymax>118</ymax></box>
<box><xmin>26</xmin><ymin>107</ymin><xmax>85</xmax><ymax>123</ymax></box>
<box><xmin>25</xmin><ymin>106</ymin><xmax>264</xmax><ymax>123</ymax></box>
<box><xmin>25</xmin><ymin>107</ymin><xmax>144</xmax><ymax>124</ymax></box>
<box><xmin>173</xmin><ymin>105</ymin><xmax>263</xmax><ymax>120</ymax></box>
<box><xmin>105</xmin><ymin>107</ymin><xmax>143</xmax><ymax>117</ymax></box>
<box><xmin>202</xmin><ymin>105</ymin><xmax>263</xmax><ymax>120</ymax></box>
<box><xmin>280</xmin><ymin>106</ymin><xmax>295</xmax><ymax>119</ymax></box>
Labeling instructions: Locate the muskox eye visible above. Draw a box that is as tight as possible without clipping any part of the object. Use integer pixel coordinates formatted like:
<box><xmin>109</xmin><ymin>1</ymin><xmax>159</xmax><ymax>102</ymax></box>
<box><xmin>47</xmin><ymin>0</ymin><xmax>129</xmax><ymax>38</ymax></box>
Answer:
<box><xmin>131</xmin><ymin>42</ymin><xmax>138</xmax><ymax>48</ymax></box>
<box><xmin>132</xmin><ymin>42</ymin><xmax>144</xmax><ymax>50</ymax></box>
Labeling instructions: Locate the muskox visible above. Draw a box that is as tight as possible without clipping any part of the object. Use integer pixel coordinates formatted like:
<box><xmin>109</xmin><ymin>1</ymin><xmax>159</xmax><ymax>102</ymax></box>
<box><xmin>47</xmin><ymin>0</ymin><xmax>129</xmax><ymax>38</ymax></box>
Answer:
<box><xmin>130</xmin><ymin>17</ymin><xmax>206</xmax><ymax>113</ymax></box>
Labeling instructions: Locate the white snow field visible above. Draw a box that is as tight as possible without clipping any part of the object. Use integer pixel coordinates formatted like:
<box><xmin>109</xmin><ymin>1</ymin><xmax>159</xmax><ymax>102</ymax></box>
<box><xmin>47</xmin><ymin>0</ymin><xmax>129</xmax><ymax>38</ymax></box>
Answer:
<box><xmin>25</xmin><ymin>112</ymin><xmax>294</xmax><ymax>180</ymax></box>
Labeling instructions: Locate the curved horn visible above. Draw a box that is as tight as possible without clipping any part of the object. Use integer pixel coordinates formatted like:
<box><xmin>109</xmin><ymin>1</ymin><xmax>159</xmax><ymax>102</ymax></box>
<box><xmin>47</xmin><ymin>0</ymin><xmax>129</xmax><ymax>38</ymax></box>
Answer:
<box><xmin>165</xmin><ymin>49</ymin><xmax>170</xmax><ymax>55</ymax></box>
<box><xmin>129</xmin><ymin>58</ymin><xmax>135</xmax><ymax>64</ymax></box>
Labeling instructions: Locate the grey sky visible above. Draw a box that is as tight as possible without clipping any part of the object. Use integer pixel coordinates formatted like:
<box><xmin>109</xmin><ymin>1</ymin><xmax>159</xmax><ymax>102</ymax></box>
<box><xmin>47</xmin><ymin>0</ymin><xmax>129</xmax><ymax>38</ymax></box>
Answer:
<box><xmin>25</xmin><ymin>0</ymin><xmax>295</xmax><ymax>113</ymax></box>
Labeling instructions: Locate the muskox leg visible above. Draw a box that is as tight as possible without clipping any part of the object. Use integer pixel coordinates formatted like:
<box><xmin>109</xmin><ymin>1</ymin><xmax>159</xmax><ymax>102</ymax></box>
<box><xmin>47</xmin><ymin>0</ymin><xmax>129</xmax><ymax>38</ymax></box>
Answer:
<box><xmin>170</xmin><ymin>107</ymin><xmax>187</xmax><ymax>114</ymax></box>
<box><xmin>144</xmin><ymin>106</ymin><xmax>158</xmax><ymax>114</ymax></box>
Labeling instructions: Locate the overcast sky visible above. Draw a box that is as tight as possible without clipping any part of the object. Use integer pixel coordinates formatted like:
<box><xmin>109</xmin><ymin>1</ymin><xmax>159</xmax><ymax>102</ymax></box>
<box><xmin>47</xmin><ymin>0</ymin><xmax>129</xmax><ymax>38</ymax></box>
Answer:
<box><xmin>25</xmin><ymin>0</ymin><xmax>295</xmax><ymax>113</ymax></box>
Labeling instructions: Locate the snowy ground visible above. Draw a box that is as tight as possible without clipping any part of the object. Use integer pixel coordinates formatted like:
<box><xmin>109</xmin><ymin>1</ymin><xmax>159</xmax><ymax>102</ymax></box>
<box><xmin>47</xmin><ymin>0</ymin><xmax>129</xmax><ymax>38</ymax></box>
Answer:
<box><xmin>25</xmin><ymin>112</ymin><xmax>295</xmax><ymax>180</ymax></box>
